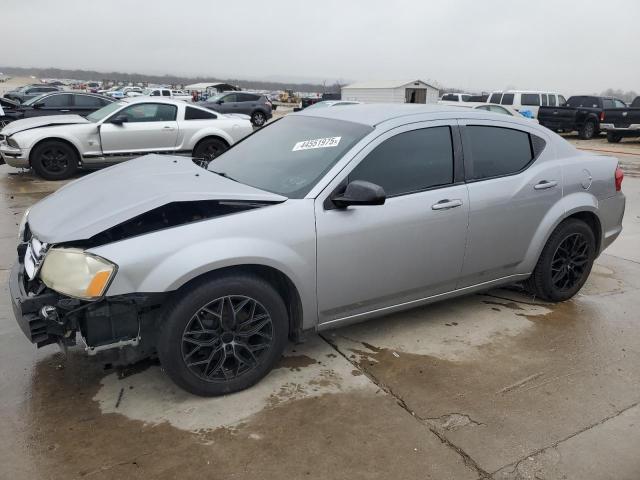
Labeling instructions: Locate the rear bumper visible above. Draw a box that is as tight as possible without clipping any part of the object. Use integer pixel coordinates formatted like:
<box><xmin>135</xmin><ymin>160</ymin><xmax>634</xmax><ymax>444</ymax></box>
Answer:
<box><xmin>599</xmin><ymin>193</ymin><xmax>626</xmax><ymax>254</ymax></box>
<box><xmin>600</xmin><ymin>123</ymin><xmax>640</xmax><ymax>134</ymax></box>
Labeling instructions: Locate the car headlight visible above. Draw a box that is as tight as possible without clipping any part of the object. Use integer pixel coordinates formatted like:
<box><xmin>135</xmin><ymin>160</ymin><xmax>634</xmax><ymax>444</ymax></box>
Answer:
<box><xmin>7</xmin><ymin>136</ymin><xmax>20</xmax><ymax>148</ymax></box>
<box><xmin>39</xmin><ymin>248</ymin><xmax>117</xmax><ymax>300</ymax></box>
<box><xmin>17</xmin><ymin>208</ymin><xmax>29</xmax><ymax>242</ymax></box>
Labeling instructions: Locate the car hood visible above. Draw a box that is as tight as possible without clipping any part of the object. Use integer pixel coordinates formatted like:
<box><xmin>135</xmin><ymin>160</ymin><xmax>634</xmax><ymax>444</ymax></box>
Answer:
<box><xmin>1</xmin><ymin>114</ymin><xmax>89</xmax><ymax>135</ymax></box>
<box><xmin>28</xmin><ymin>154</ymin><xmax>286</xmax><ymax>244</ymax></box>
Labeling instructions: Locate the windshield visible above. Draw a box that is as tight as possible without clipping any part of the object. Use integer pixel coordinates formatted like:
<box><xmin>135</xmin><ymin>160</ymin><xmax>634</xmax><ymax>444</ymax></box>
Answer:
<box><xmin>86</xmin><ymin>101</ymin><xmax>125</xmax><ymax>122</ymax></box>
<box><xmin>208</xmin><ymin>116</ymin><xmax>373</xmax><ymax>198</ymax></box>
<box><xmin>22</xmin><ymin>94</ymin><xmax>47</xmax><ymax>106</ymax></box>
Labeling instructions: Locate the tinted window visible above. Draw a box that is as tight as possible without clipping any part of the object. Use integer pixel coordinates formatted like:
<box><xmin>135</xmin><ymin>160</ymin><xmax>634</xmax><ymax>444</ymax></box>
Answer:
<box><xmin>42</xmin><ymin>94</ymin><xmax>73</xmax><ymax>107</ymax></box>
<box><xmin>349</xmin><ymin>127</ymin><xmax>453</xmax><ymax>197</ymax></box>
<box><xmin>442</xmin><ymin>94</ymin><xmax>457</xmax><ymax>101</ymax></box>
<box><xmin>466</xmin><ymin>126</ymin><xmax>533</xmax><ymax>180</ymax></box>
<box><xmin>115</xmin><ymin>103</ymin><xmax>177</xmax><ymax>122</ymax></box>
<box><xmin>489</xmin><ymin>93</ymin><xmax>502</xmax><ymax>103</ymax></box>
<box><xmin>209</xmin><ymin>116</ymin><xmax>372</xmax><ymax>198</ymax></box>
<box><xmin>558</xmin><ymin>96</ymin><xmax>567</xmax><ymax>106</ymax></box>
<box><xmin>549</xmin><ymin>95</ymin><xmax>557</xmax><ymax>106</ymax></box>
<box><xmin>541</xmin><ymin>94</ymin><xmax>548</xmax><ymax>106</ymax></box>
<box><xmin>150</xmin><ymin>90</ymin><xmax>161</xmax><ymax>96</ymax></box>
<box><xmin>602</xmin><ymin>99</ymin><xmax>615</xmax><ymax>109</ymax></box>
<box><xmin>521</xmin><ymin>94</ymin><xmax>540</xmax><ymax>106</ymax></box>
<box><xmin>185</xmin><ymin>106</ymin><xmax>217</xmax><ymax>120</ymax></box>
<box><xmin>501</xmin><ymin>93</ymin><xmax>514</xmax><ymax>105</ymax></box>
<box><xmin>162</xmin><ymin>90</ymin><xmax>171</xmax><ymax>97</ymax></box>
<box><xmin>566</xmin><ymin>96</ymin><xmax>600</xmax><ymax>108</ymax></box>
<box><xmin>74</xmin><ymin>95</ymin><xmax>104</xmax><ymax>107</ymax></box>
<box><xmin>632</xmin><ymin>97</ymin><xmax>640</xmax><ymax>108</ymax></box>
<box><xmin>461</xmin><ymin>95</ymin><xmax>472</xmax><ymax>102</ymax></box>
<box><xmin>237</xmin><ymin>93</ymin><xmax>259</xmax><ymax>102</ymax></box>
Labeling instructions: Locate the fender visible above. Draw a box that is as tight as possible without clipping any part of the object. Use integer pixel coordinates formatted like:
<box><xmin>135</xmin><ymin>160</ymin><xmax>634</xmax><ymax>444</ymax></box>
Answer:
<box><xmin>185</xmin><ymin>127</ymin><xmax>235</xmax><ymax>151</ymax></box>
<box><xmin>518</xmin><ymin>191</ymin><xmax>599</xmax><ymax>274</ymax></box>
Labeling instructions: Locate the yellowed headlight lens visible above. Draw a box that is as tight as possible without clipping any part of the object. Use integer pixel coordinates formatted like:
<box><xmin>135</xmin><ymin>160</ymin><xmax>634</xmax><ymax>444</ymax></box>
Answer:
<box><xmin>39</xmin><ymin>248</ymin><xmax>116</xmax><ymax>300</ymax></box>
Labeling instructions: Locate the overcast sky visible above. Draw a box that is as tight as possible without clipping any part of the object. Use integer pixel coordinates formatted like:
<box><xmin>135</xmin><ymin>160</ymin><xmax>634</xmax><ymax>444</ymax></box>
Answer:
<box><xmin>3</xmin><ymin>0</ymin><xmax>638</xmax><ymax>94</ymax></box>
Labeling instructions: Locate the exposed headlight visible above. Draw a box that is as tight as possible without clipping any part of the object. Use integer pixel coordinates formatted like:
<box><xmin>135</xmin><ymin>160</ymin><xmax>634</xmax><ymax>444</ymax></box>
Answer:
<box><xmin>39</xmin><ymin>248</ymin><xmax>117</xmax><ymax>300</ymax></box>
<box><xmin>7</xmin><ymin>137</ymin><xmax>20</xmax><ymax>148</ymax></box>
<box><xmin>17</xmin><ymin>208</ymin><xmax>29</xmax><ymax>242</ymax></box>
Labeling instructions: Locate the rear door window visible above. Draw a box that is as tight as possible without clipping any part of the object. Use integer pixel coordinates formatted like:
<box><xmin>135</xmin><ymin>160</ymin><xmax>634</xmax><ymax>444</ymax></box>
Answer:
<box><xmin>548</xmin><ymin>95</ymin><xmax>557</xmax><ymax>106</ymax></box>
<box><xmin>613</xmin><ymin>99</ymin><xmax>626</xmax><ymax>108</ymax></box>
<box><xmin>237</xmin><ymin>93</ymin><xmax>259</xmax><ymax>102</ymax></box>
<box><xmin>465</xmin><ymin>126</ymin><xmax>534</xmax><ymax>180</ymax></box>
<box><xmin>541</xmin><ymin>94</ymin><xmax>548</xmax><ymax>106</ymax></box>
<box><xmin>185</xmin><ymin>106</ymin><xmax>217</xmax><ymax>120</ymax></box>
<box><xmin>489</xmin><ymin>93</ymin><xmax>502</xmax><ymax>103</ymax></box>
<box><xmin>521</xmin><ymin>94</ymin><xmax>540</xmax><ymax>106</ymax></box>
<box><xmin>162</xmin><ymin>90</ymin><xmax>171</xmax><ymax>97</ymax></box>
<box><xmin>221</xmin><ymin>94</ymin><xmax>237</xmax><ymax>103</ymax></box>
<box><xmin>74</xmin><ymin>95</ymin><xmax>104</xmax><ymax>107</ymax></box>
<box><xmin>349</xmin><ymin>126</ymin><xmax>454</xmax><ymax>197</ymax></box>
<box><xmin>602</xmin><ymin>99</ymin><xmax>615</xmax><ymax>109</ymax></box>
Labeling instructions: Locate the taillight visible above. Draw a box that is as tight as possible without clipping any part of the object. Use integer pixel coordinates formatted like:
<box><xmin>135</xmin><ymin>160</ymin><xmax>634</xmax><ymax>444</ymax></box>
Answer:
<box><xmin>600</xmin><ymin>111</ymin><xmax>605</xmax><ymax>122</ymax></box>
<box><xmin>615</xmin><ymin>166</ymin><xmax>624</xmax><ymax>191</ymax></box>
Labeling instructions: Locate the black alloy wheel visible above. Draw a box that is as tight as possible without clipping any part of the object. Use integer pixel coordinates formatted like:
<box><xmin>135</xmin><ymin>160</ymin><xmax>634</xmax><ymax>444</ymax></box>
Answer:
<box><xmin>193</xmin><ymin>138</ymin><xmax>228</xmax><ymax>164</ymax></box>
<box><xmin>181</xmin><ymin>295</ymin><xmax>274</xmax><ymax>382</ymax></box>
<box><xmin>31</xmin><ymin>140</ymin><xmax>78</xmax><ymax>180</ymax></box>
<box><xmin>550</xmin><ymin>233</ymin><xmax>590</xmax><ymax>292</ymax></box>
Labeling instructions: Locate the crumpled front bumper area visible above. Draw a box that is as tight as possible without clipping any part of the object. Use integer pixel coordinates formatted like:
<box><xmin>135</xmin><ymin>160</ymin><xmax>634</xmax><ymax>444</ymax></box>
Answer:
<box><xmin>9</xmin><ymin>262</ymin><xmax>62</xmax><ymax>347</ymax></box>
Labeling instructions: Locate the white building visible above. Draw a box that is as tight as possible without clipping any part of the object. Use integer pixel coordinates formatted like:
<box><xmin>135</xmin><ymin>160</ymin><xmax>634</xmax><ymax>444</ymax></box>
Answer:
<box><xmin>341</xmin><ymin>80</ymin><xmax>439</xmax><ymax>104</ymax></box>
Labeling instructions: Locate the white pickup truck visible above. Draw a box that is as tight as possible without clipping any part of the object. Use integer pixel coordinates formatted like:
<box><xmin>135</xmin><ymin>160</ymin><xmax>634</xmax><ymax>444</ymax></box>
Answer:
<box><xmin>0</xmin><ymin>97</ymin><xmax>253</xmax><ymax>180</ymax></box>
<box><xmin>137</xmin><ymin>88</ymin><xmax>192</xmax><ymax>102</ymax></box>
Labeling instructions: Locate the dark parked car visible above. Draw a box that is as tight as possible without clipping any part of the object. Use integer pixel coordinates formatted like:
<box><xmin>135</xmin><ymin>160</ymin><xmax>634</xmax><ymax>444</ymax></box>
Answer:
<box><xmin>199</xmin><ymin>92</ymin><xmax>273</xmax><ymax>127</ymax></box>
<box><xmin>537</xmin><ymin>96</ymin><xmax>627</xmax><ymax>139</ymax></box>
<box><xmin>601</xmin><ymin>97</ymin><xmax>640</xmax><ymax>143</ymax></box>
<box><xmin>0</xmin><ymin>92</ymin><xmax>114</xmax><ymax>126</ymax></box>
<box><xmin>3</xmin><ymin>84</ymin><xmax>60</xmax><ymax>103</ymax></box>
<box><xmin>0</xmin><ymin>97</ymin><xmax>22</xmax><ymax>127</ymax></box>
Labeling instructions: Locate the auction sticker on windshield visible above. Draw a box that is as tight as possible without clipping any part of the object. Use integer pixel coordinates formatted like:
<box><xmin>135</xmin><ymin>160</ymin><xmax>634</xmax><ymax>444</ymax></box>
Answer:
<box><xmin>292</xmin><ymin>136</ymin><xmax>341</xmax><ymax>151</ymax></box>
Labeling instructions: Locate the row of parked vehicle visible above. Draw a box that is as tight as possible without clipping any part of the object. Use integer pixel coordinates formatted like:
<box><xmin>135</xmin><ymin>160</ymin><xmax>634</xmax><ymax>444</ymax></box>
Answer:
<box><xmin>440</xmin><ymin>89</ymin><xmax>640</xmax><ymax>142</ymax></box>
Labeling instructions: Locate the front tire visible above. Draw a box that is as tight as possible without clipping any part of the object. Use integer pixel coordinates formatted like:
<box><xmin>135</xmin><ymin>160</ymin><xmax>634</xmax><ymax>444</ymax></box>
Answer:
<box><xmin>251</xmin><ymin>111</ymin><xmax>267</xmax><ymax>127</ymax></box>
<box><xmin>157</xmin><ymin>274</ymin><xmax>289</xmax><ymax>396</ymax></box>
<box><xmin>526</xmin><ymin>219</ymin><xmax>596</xmax><ymax>302</ymax></box>
<box><xmin>30</xmin><ymin>140</ymin><xmax>79</xmax><ymax>180</ymax></box>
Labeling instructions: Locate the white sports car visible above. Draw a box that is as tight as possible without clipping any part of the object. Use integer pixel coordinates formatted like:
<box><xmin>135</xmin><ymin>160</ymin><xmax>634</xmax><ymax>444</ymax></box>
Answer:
<box><xmin>0</xmin><ymin>97</ymin><xmax>253</xmax><ymax>179</ymax></box>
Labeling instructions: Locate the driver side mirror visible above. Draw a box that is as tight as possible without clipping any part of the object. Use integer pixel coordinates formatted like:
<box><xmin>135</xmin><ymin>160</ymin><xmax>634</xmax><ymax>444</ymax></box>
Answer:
<box><xmin>331</xmin><ymin>180</ymin><xmax>386</xmax><ymax>209</ymax></box>
<box><xmin>110</xmin><ymin>115</ymin><xmax>128</xmax><ymax>125</ymax></box>
<box><xmin>32</xmin><ymin>102</ymin><xmax>44</xmax><ymax>109</ymax></box>
<box><xmin>216</xmin><ymin>99</ymin><xmax>224</xmax><ymax>104</ymax></box>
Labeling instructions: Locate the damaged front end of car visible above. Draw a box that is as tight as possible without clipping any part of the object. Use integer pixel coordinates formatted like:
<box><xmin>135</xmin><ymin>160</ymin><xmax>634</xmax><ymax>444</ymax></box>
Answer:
<box><xmin>10</xmin><ymin>196</ymin><xmax>277</xmax><ymax>366</ymax></box>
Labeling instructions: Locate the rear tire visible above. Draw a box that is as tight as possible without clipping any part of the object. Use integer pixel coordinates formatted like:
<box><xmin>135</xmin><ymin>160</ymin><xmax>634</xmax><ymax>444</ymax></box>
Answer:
<box><xmin>192</xmin><ymin>137</ymin><xmax>229</xmax><ymax>163</ymax></box>
<box><xmin>30</xmin><ymin>140</ymin><xmax>79</xmax><ymax>180</ymax></box>
<box><xmin>578</xmin><ymin>121</ymin><xmax>596</xmax><ymax>140</ymax></box>
<box><xmin>526</xmin><ymin>219</ymin><xmax>596</xmax><ymax>302</ymax></box>
<box><xmin>157</xmin><ymin>274</ymin><xmax>289</xmax><ymax>396</ymax></box>
<box><xmin>607</xmin><ymin>132</ymin><xmax>622</xmax><ymax>143</ymax></box>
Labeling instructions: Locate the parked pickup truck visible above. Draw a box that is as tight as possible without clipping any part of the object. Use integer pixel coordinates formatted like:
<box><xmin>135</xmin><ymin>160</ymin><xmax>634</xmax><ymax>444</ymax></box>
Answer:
<box><xmin>538</xmin><ymin>96</ymin><xmax>627</xmax><ymax>139</ymax></box>
<box><xmin>0</xmin><ymin>97</ymin><xmax>253</xmax><ymax>180</ymax></box>
<box><xmin>601</xmin><ymin>97</ymin><xmax>640</xmax><ymax>143</ymax></box>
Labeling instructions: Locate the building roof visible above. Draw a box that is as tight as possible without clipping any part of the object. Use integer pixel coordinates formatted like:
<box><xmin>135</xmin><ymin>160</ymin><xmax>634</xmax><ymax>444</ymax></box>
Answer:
<box><xmin>342</xmin><ymin>79</ymin><xmax>437</xmax><ymax>90</ymax></box>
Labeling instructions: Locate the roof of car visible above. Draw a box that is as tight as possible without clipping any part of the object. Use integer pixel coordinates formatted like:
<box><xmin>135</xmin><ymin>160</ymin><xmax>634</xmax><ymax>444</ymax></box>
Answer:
<box><xmin>117</xmin><ymin>97</ymin><xmax>191</xmax><ymax>106</ymax></box>
<box><xmin>294</xmin><ymin>103</ymin><xmax>486</xmax><ymax>126</ymax></box>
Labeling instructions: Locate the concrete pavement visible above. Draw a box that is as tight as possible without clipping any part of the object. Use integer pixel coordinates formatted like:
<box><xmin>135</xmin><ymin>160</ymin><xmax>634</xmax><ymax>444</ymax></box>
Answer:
<box><xmin>0</xmin><ymin>136</ymin><xmax>639</xmax><ymax>479</ymax></box>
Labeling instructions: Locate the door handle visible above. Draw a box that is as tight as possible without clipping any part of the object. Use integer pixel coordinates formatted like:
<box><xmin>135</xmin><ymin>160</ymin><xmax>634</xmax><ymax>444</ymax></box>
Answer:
<box><xmin>431</xmin><ymin>199</ymin><xmax>463</xmax><ymax>210</ymax></box>
<box><xmin>163</xmin><ymin>126</ymin><xmax>175</xmax><ymax>130</ymax></box>
<box><xmin>534</xmin><ymin>180</ymin><xmax>558</xmax><ymax>190</ymax></box>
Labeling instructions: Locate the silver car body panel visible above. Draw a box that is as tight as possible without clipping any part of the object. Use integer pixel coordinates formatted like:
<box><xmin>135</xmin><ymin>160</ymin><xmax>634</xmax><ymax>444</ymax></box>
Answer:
<box><xmin>21</xmin><ymin>104</ymin><xmax>625</xmax><ymax>332</ymax></box>
<box><xmin>0</xmin><ymin>98</ymin><xmax>253</xmax><ymax>168</ymax></box>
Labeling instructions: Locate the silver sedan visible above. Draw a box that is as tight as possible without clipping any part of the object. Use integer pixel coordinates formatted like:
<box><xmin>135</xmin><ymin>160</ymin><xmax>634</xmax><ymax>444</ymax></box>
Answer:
<box><xmin>10</xmin><ymin>104</ymin><xmax>625</xmax><ymax>395</ymax></box>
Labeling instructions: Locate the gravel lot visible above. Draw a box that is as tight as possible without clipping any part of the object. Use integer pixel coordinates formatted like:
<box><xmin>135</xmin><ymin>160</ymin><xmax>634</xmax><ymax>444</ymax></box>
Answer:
<box><xmin>0</xmin><ymin>121</ymin><xmax>639</xmax><ymax>479</ymax></box>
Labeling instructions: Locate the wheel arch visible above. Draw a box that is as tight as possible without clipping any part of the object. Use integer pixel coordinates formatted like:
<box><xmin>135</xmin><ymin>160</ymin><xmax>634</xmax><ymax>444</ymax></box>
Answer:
<box><xmin>29</xmin><ymin>136</ymin><xmax>83</xmax><ymax>166</ymax></box>
<box><xmin>172</xmin><ymin>264</ymin><xmax>305</xmax><ymax>342</ymax></box>
<box><xmin>188</xmin><ymin>131</ymin><xmax>232</xmax><ymax>152</ymax></box>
